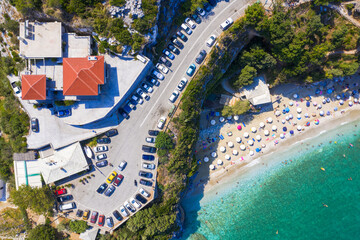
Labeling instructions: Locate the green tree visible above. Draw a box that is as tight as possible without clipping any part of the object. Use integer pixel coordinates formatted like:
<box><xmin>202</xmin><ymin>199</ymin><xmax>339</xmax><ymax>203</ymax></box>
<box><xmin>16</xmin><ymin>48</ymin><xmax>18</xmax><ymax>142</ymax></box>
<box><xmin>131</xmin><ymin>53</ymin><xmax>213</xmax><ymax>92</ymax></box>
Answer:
<box><xmin>240</xmin><ymin>46</ymin><xmax>276</xmax><ymax>71</ymax></box>
<box><xmin>27</xmin><ymin>224</ymin><xmax>58</xmax><ymax>240</ymax></box>
<box><xmin>339</xmin><ymin>61</ymin><xmax>359</xmax><ymax>76</ymax></box>
<box><xmin>68</xmin><ymin>220</ymin><xmax>88</xmax><ymax>233</ymax></box>
<box><xmin>331</xmin><ymin>26</ymin><xmax>348</xmax><ymax>49</ymax></box>
<box><xmin>155</xmin><ymin>132</ymin><xmax>174</xmax><ymax>150</ymax></box>
<box><xmin>221</xmin><ymin>100</ymin><xmax>250</xmax><ymax>117</ymax></box>
<box><xmin>306</xmin><ymin>15</ymin><xmax>325</xmax><ymax>39</ymax></box>
<box><xmin>234</xmin><ymin>65</ymin><xmax>257</xmax><ymax>89</ymax></box>
<box><xmin>244</xmin><ymin>2</ymin><xmax>265</xmax><ymax>28</ymax></box>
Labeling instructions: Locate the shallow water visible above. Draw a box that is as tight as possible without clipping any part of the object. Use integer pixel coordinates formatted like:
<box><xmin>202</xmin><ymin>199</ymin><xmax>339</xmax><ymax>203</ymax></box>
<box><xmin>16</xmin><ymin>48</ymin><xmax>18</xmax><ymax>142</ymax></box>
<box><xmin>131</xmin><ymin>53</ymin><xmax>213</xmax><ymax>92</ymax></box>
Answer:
<box><xmin>181</xmin><ymin>120</ymin><xmax>360</xmax><ymax>240</ymax></box>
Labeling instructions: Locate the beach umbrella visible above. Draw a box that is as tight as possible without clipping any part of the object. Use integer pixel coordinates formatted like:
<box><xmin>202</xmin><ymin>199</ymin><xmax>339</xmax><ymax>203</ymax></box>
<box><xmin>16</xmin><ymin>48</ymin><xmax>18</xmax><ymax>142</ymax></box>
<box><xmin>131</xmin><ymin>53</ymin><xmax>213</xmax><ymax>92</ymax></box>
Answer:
<box><xmin>204</xmin><ymin>157</ymin><xmax>209</xmax><ymax>162</ymax></box>
<box><xmin>306</xmin><ymin>101</ymin><xmax>310</xmax><ymax>107</ymax></box>
<box><xmin>354</xmin><ymin>98</ymin><xmax>359</xmax><ymax>103</ymax></box>
<box><xmin>225</xmin><ymin>155</ymin><xmax>231</xmax><ymax>160</ymax></box>
<box><xmin>244</xmin><ymin>132</ymin><xmax>249</xmax><ymax>138</ymax></box>
<box><xmin>251</xmin><ymin>127</ymin><xmax>257</xmax><ymax>133</ymax></box>
<box><xmin>315</xmin><ymin>119</ymin><xmax>319</xmax><ymax>125</ymax></box>
<box><xmin>336</xmin><ymin>95</ymin><xmax>341</xmax><ymax>100</ymax></box>
<box><xmin>220</xmin><ymin>146</ymin><xmax>226</xmax><ymax>152</ymax></box>
<box><xmin>306</xmin><ymin>122</ymin><xmax>310</xmax><ymax>127</ymax></box>
<box><xmin>267</xmin><ymin>117</ymin><xmax>273</xmax><ymax>123</ymax></box>
<box><xmin>248</xmin><ymin>140</ymin><xmax>254</xmax><ymax>146</ymax></box>
<box><xmin>209</xmin><ymin>164</ymin><xmax>215</xmax><ymax>170</ymax></box>
<box><xmin>289</xmin><ymin>101</ymin><xmax>294</xmax><ymax>106</ymax></box>
<box><xmin>228</xmin><ymin>142</ymin><xmax>234</xmax><ymax>148</ymax></box>
<box><xmin>285</xmin><ymin>107</ymin><xmax>290</xmax><ymax>113</ymax></box>
<box><xmin>349</xmin><ymin>101</ymin><xmax>353</xmax><ymax>106</ymax></box>
<box><xmin>312</xmin><ymin>112</ymin><xmax>317</xmax><ymax>117</ymax></box>
<box><xmin>290</xmin><ymin>130</ymin><xmax>294</xmax><ymax>135</ymax></box>
<box><xmin>313</xmin><ymin>102</ymin><xmax>317</xmax><ymax>106</ymax></box>
<box><xmin>219</xmin><ymin>117</ymin><xmax>225</xmax><ymax>122</ymax></box>
<box><xmin>297</xmin><ymin>114</ymin><xmax>301</xmax><ymax>120</ymax></box>
<box><xmin>326</xmin><ymin>98</ymin><xmax>331</xmax><ymax>103</ymax></box>
<box><xmin>326</xmin><ymin>111</ymin><xmax>330</xmax><ymax>116</ymax></box>
<box><xmin>327</xmin><ymin>89</ymin><xmax>333</xmax><ymax>94</ymax></box>
<box><xmin>275</xmin><ymin>111</ymin><xmax>281</xmax><ymax>116</ymax></box>
<box><xmin>293</xmin><ymin>94</ymin><xmax>298</xmax><ymax>98</ymax></box>
<box><xmin>318</xmin><ymin>104</ymin><xmax>322</xmax><ymax>109</ymax></box>
<box><xmin>217</xmin><ymin>159</ymin><xmax>223</xmax><ymax>165</ymax></box>
<box><xmin>283</xmin><ymin>127</ymin><xmax>287</xmax><ymax>132</ymax></box>
<box><xmin>236</xmin><ymin>137</ymin><xmax>242</xmax><ymax>143</ymax></box>
<box><xmin>334</xmin><ymin>107</ymin><xmax>338</xmax><ymax>111</ymax></box>
<box><xmin>282</xmin><ymin>119</ymin><xmax>286</xmax><ymax>124</ymax></box>
<box><xmin>319</xmin><ymin>111</ymin><xmax>324</xmax><ymax>116</ymax></box>
<box><xmin>286</xmin><ymin>116</ymin><xmax>289</xmax><ymax>121</ymax></box>
<box><xmin>256</xmin><ymin>148</ymin><xmax>261</xmax><ymax>152</ymax></box>
<box><xmin>237</xmin><ymin>125</ymin><xmax>242</xmax><ymax>130</ymax></box>
<box><xmin>227</xmin><ymin>116</ymin><xmax>232</xmax><ymax>120</ymax></box>
<box><xmin>297</xmin><ymin>126</ymin><xmax>302</xmax><ymax>131</ymax></box>
<box><xmin>280</xmin><ymin>133</ymin><xmax>285</xmax><ymax>139</ymax></box>
<box><xmin>305</xmin><ymin>96</ymin><xmax>310</xmax><ymax>101</ymax></box>
<box><xmin>297</xmin><ymin>108</ymin><xmax>302</xmax><ymax>113</ymax></box>
<box><xmin>256</xmin><ymin>135</ymin><xmax>261</xmax><ymax>141</ymax></box>
<box><xmin>282</xmin><ymin>109</ymin><xmax>286</xmax><ymax>114</ymax></box>
<box><xmin>264</xmin><ymin>130</ymin><xmax>270</xmax><ymax>136</ymax></box>
<box><xmin>304</xmin><ymin>113</ymin><xmax>309</xmax><ymax>118</ymax></box>
<box><xmin>272</xmin><ymin>125</ymin><xmax>277</xmax><ymax>131</ymax></box>
<box><xmin>322</xmin><ymin>99</ymin><xmax>326</xmax><ymax>104</ymax></box>
<box><xmin>240</xmin><ymin>145</ymin><xmax>246</xmax><ymax>151</ymax></box>
<box><xmin>210</xmin><ymin>120</ymin><xmax>216</xmax><ymax>125</ymax></box>
<box><xmin>261</xmin><ymin>144</ymin><xmax>266</xmax><ymax>148</ymax></box>
<box><xmin>234</xmin><ymin>115</ymin><xmax>239</xmax><ymax>121</ymax></box>
<box><xmin>233</xmin><ymin>150</ymin><xmax>238</xmax><ymax>155</ymax></box>
<box><xmin>211</xmin><ymin>152</ymin><xmax>217</xmax><ymax>158</ymax></box>
<box><xmin>289</xmin><ymin>114</ymin><xmax>293</xmax><ymax>119</ymax></box>
<box><xmin>249</xmin><ymin>151</ymin><xmax>254</xmax><ymax>156</ymax></box>
<box><xmin>260</xmin><ymin>122</ymin><xmax>265</xmax><ymax>128</ymax></box>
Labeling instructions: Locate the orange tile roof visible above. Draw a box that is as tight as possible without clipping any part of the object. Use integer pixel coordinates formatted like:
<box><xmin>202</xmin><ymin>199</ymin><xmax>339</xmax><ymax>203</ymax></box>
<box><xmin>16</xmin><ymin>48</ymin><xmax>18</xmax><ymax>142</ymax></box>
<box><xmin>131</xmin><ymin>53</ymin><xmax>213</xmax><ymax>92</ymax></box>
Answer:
<box><xmin>21</xmin><ymin>75</ymin><xmax>47</xmax><ymax>100</ymax></box>
<box><xmin>63</xmin><ymin>56</ymin><xmax>104</xmax><ymax>96</ymax></box>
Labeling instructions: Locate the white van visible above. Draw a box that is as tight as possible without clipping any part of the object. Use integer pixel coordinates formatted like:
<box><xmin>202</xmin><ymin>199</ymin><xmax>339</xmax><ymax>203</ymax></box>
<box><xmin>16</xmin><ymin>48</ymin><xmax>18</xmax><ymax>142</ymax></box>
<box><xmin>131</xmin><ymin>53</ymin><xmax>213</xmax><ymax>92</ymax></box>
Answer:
<box><xmin>220</xmin><ymin>18</ymin><xmax>234</xmax><ymax>31</ymax></box>
<box><xmin>59</xmin><ymin>202</ymin><xmax>76</xmax><ymax>211</ymax></box>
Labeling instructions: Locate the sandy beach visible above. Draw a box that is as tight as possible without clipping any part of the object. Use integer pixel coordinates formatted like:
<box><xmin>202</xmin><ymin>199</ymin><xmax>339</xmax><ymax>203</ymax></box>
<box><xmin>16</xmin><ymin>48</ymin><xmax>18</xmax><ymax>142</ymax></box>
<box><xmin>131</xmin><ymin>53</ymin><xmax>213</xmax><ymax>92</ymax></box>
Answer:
<box><xmin>190</xmin><ymin>76</ymin><xmax>360</xmax><ymax>195</ymax></box>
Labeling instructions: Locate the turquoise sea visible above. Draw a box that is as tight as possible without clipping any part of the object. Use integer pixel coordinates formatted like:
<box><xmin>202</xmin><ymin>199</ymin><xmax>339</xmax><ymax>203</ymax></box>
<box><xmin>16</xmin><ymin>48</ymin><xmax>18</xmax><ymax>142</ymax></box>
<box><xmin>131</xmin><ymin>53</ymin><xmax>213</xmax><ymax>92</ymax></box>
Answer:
<box><xmin>181</xmin><ymin>119</ymin><xmax>360</xmax><ymax>240</ymax></box>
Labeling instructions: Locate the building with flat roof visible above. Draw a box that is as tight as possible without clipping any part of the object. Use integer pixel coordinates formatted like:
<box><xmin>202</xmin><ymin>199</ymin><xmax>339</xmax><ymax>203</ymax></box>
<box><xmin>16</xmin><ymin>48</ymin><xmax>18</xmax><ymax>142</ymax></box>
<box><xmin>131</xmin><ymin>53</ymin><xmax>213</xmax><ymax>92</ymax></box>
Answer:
<box><xmin>13</xmin><ymin>151</ymin><xmax>42</xmax><ymax>190</ymax></box>
<box><xmin>239</xmin><ymin>76</ymin><xmax>272</xmax><ymax>106</ymax></box>
<box><xmin>65</xmin><ymin>33</ymin><xmax>91</xmax><ymax>58</ymax></box>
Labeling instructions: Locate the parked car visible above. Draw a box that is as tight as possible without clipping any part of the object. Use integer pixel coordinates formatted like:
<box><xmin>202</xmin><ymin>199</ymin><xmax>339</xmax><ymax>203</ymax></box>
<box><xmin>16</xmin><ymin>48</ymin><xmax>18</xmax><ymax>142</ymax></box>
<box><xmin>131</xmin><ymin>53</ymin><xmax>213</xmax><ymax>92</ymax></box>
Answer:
<box><xmin>104</xmin><ymin>185</ymin><xmax>116</xmax><ymax>197</ymax></box>
<box><xmin>152</xmin><ymin>70</ymin><xmax>165</xmax><ymax>80</ymax></box>
<box><xmin>171</xmin><ymin>37</ymin><xmax>184</xmax><ymax>49</ymax></box>
<box><xmin>113</xmin><ymin>174</ymin><xmax>124</xmax><ymax>187</ymax></box>
<box><xmin>206</xmin><ymin>35</ymin><xmax>216</xmax><ymax>47</ymax></box>
<box><xmin>159</xmin><ymin>56</ymin><xmax>172</xmax><ymax>67</ymax></box>
<box><xmin>135</xmin><ymin>193</ymin><xmax>148</xmax><ymax>204</ymax></box>
<box><xmin>11</xmin><ymin>81</ymin><xmax>21</xmax><ymax>95</ymax></box>
<box><xmin>185</xmin><ymin>18</ymin><xmax>196</xmax><ymax>29</ymax></box>
<box><xmin>176</xmin><ymin>31</ymin><xmax>188</xmax><ymax>42</ymax></box>
<box><xmin>106</xmin><ymin>171</ymin><xmax>118</xmax><ymax>184</ymax></box>
<box><xmin>83</xmin><ymin>210</ymin><xmax>90</xmax><ymax>220</ymax></box>
<box><xmin>146</xmin><ymin>137</ymin><xmax>155</xmax><ymax>143</ymax></box>
<box><xmin>119</xmin><ymin>108</ymin><xmax>130</xmax><ymax>119</ymax></box>
<box><xmin>118</xmin><ymin>161</ymin><xmax>127</xmax><ymax>171</ymax></box>
<box><xmin>76</xmin><ymin>209</ymin><xmax>84</xmax><ymax>218</ymax></box>
<box><xmin>168</xmin><ymin>44</ymin><xmax>180</xmax><ymax>55</ymax></box>
<box><xmin>186</xmin><ymin>64</ymin><xmax>196</xmax><ymax>76</ymax></box>
<box><xmin>157</xmin><ymin>116</ymin><xmax>166</xmax><ymax>129</ymax></box>
<box><xmin>156</xmin><ymin>63</ymin><xmax>169</xmax><ymax>74</ymax></box>
<box><xmin>148</xmin><ymin>130</ymin><xmax>159</xmax><ymax>136</ymax></box>
<box><xmin>177</xmin><ymin>77</ymin><xmax>188</xmax><ymax>91</ymax></box>
<box><xmin>96</xmin><ymin>160</ymin><xmax>108</xmax><ymax>168</ymax></box>
<box><xmin>142</xmin><ymin>162</ymin><xmax>156</xmax><ymax>170</ymax></box>
<box><xmin>141</xmin><ymin>82</ymin><xmax>154</xmax><ymax>93</ymax></box>
<box><xmin>132</xmin><ymin>94</ymin><xmax>144</xmax><ymax>105</ymax></box>
<box><xmin>90</xmin><ymin>211</ymin><xmax>98</xmax><ymax>223</ymax></box>
<box><xmin>113</xmin><ymin>210</ymin><xmax>123</xmax><ymax>221</ymax></box>
<box><xmin>98</xmin><ymin>214</ymin><xmax>105</xmax><ymax>226</ymax></box>
<box><xmin>208</xmin><ymin>0</ymin><xmax>216</xmax><ymax>6</ymax></box>
<box><xmin>197</xmin><ymin>7</ymin><xmax>206</xmax><ymax>16</ymax></box>
<box><xmin>162</xmin><ymin>49</ymin><xmax>175</xmax><ymax>60</ymax></box>
<box><xmin>130</xmin><ymin>197</ymin><xmax>142</xmax><ymax>209</ymax></box>
<box><xmin>142</xmin><ymin>154</ymin><xmax>155</xmax><ymax>161</ymax></box>
<box><xmin>220</xmin><ymin>17</ymin><xmax>234</xmax><ymax>31</ymax></box>
<box><xmin>169</xmin><ymin>90</ymin><xmax>179</xmax><ymax>103</ymax></box>
<box><xmin>140</xmin><ymin>179</ymin><xmax>153</xmax><ymax>186</ymax></box>
<box><xmin>94</xmin><ymin>145</ymin><xmax>108</xmax><ymax>153</ymax></box>
<box><xmin>139</xmin><ymin>188</ymin><xmax>151</xmax><ymax>198</ymax></box>
<box><xmin>192</xmin><ymin>14</ymin><xmax>201</xmax><ymax>24</ymax></box>
<box><xmin>124</xmin><ymin>201</ymin><xmax>136</xmax><ymax>213</ymax></box>
<box><xmin>142</xmin><ymin>145</ymin><xmax>156</xmax><ymax>153</ymax></box>
<box><xmin>55</xmin><ymin>188</ymin><xmax>67</xmax><ymax>196</ymax></box>
<box><xmin>203</xmin><ymin>3</ymin><xmax>212</xmax><ymax>12</ymax></box>
<box><xmin>136</xmin><ymin>88</ymin><xmax>150</xmax><ymax>101</ymax></box>
<box><xmin>181</xmin><ymin>23</ymin><xmax>193</xmax><ymax>35</ymax></box>
<box><xmin>106</xmin><ymin>217</ymin><xmax>114</xmax><ymax>228</ymax></box>
<box><xmin>96</xmin><ymin>153</ymin><xmax>107</xmax><ymax>161</ymax></box>
<box><xmin>31</xmin><ymin>118</ymin><xmax>39</xmax><ymax>132</ymax></box>
<box><xmin>97</xmin><ymin>137</ymin><xmax>111</xmax><ymax>144</ymax></box>
<box><xmin>146</xmin><ymin>77</ymin><xmax>160</xmax><ymax>87</ymax></box>
<box><xmin>56</xmin><ymin>109</ymin><xmax>71</xmax><ymax>117</ymax></box>
<box><xmin>96</xmin><ymin>183</ymin><xmax>108</xmax><ymax>194</ymax></box>
<box><xmin>57</xmin><ymin>195</ymin><xmax>73</xmax><ymax>203</ymax></box>
<box><xmin>139</xmin><ymin>171</ymin><xmax>153</xmax><ymax>178</ymax></box>
<box><xmin>120</xmin><ymin>205</ymin><xmax>129</xmax><ymax>217</ymax></box>
<box><xmin>105</xmin><ymin>129</ymin><xmax>118</xmax><ymax>137</ymax></box>
<box><xmin>127</xmin><ymin>100</ymin><xmax>136</xmax><ymax>110</ymax></box>
<box><xmin>195</xmin><ymin>49</ymin><xmax>207</xmax><ymax>64</ymax></box>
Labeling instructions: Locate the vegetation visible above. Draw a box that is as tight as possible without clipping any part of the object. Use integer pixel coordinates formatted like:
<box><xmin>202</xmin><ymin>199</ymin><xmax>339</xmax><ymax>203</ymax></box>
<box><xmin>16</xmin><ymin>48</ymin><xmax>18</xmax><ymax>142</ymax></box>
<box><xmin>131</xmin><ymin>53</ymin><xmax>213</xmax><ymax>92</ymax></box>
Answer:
<box><xmin>0</xmin><ymin>207</ymin><xmax>26</xmax><ymax>237</ymax></box>
<box><xmin>54</xmin><ymin>100</ymin><xmax>76</xmax><ymax>106</ymax></box>
<box><xmin>27</xmin><ymin>224</ymin><xmax>58</xmax><ymax>240</ymax></box>
<box><xmin>221</xmin><ymin>100</ymin><xmax>251</xmax><ymax>117</ymax></box>
<box><xmin>68</xmin><ymin>220</ymin><xmax>89</xmax><ymax>233</ymax></box>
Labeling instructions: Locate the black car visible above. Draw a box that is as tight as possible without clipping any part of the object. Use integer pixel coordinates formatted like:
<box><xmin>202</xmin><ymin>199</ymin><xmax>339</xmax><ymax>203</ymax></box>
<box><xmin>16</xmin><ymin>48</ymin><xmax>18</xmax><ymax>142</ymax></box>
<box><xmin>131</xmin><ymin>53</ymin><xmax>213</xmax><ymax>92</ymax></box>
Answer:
<box><xmin>195</xmin><ymin>49</ymin><xmax>207</xmax><ymax>64</ymax></box>
<box><xmin>171</xmin><ymin>37</ymin><xmax>184</xmax><ymax>49</ymax></box>
<box><xmin>57</xmin><ymin>195</ymin><xmax>73</xmax><ymax>203</ymax></box>
<box><xmin>104</xmin><ymin>185</ymin><xmax>116</xmax><ymax>197</ymax></box>
<box><xmin>76</xmin><ymin>209</ymin><xmax>84</xmax><ymax>218</ymax></box>
<box><xmin>168</xmin><ymin>44</ymin><xmax>180</xmax><ymax>55</ymax></box>
<box><xmin>96</xmin><ymin>160</ymin><xmax>108</xmax><ymax>168</ymax></box>
<box><xmin>139</xmin><ymin>171</ymin><xmax>153</xmax><ymax>178</ymax></box>
<box><xmin>159</xmin><ymin>56</ymin><xmax>172</xmax><ymax>67</ymax></box>
<box><xmin>97</xmin><ymin>137</ymin><xmax>111</xmax><ymax>144</ymax></box>
<box><xmin>140</xmin><ymin>179</ymin><xmax>153</xmax><ymax>186</ymax></box>
<box><xmin>208</xmin><ymin>0</ymin><xmax>216</xmax><ymax>7</ymax></box>
<box><xmin>119</xmin><ymin>108</ymin><xmax>130</xmax><ymax>119</ymax></box>
<box><xmin>148</xmin><ymin>130</ymin><xmax>159</xmax><ymax>136</ymax></box>
<box><xmin>192</xmin><ymin>14</ymin><xmax>201</xmax><ymax>24</ymax></box>
<box><xmin>203</xmin><ymin>3</ymin><xmax>212</xmax><ymax>12</ymax></box>
<box><xmin>135</xmin><ymin>194</ymin><xmax>147</xmax><ymax>204</ymax></box>
<box><xmin>96</xmin><ymin>183</ymin><xmax>108</xmax><ymax>194</ymax></box>
<box><xmin>31</xmin><ymin>118</ymin><xmax>39</xmax><ymax>132</ymax></box>
<box><xmin>105</xmin><ymin>129</ymin><xmax>118</xmax><ymax>137</ymax></box>
<box><xmin>176</xmin><ymin>31</ymin><xmax>188</xmax><ymax>42</ymax></box>
<box><xmin>142</xmin><ymin>145</ymin><xmax>156</xmax><ymax>153</ymax></box>
<box><xmin>142</xmin><ymin>154</ymin><xmax>155</xmax><ymax>161</ymax></box>
<box><xmin>113</xmin><ymin>210</ymin><xmax>123</xmax><ymax>221</ymax></box>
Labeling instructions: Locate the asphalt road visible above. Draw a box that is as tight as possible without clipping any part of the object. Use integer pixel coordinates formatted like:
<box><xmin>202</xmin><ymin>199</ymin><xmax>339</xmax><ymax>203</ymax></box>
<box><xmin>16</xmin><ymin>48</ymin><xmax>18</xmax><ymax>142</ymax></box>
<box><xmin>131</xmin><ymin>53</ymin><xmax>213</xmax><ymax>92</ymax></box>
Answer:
<box><xmin>71</xmin><ymin>0</ymin><xmax>253</xmax><ymax>228</ymax></box>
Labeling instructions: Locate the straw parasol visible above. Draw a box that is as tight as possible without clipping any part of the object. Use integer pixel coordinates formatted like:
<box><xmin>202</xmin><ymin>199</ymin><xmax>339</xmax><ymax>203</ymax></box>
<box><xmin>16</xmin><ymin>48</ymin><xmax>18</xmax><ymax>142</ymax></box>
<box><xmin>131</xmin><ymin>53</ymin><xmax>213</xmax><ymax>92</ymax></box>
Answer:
<box><xmin>219</xmin><ymin>117</ymin><xmax>225</xmax><ymax>122</ymax></box>
<box><xmin>240</xmin><ymin>145</ymin><xmax>246</xmax><ymax>151</ymax></box>
<box><xmin>228</xmin><ymin>142</ymin><xmax>234</xmax><ymax>148</ymax></box>
<box><xmin>248</xmin><ymin>140</ymin><xmax>254</xmax><ymax>146</ymax></box>
<box><xmin>204</xmin><ymin>157</ymin><xmax>209</xmax><ymax>162</ymax></box>
<box><xmin>267</xmin><ymin>117</ymin><xmax>273</xmax><ymax>123</ymax></box>
<box><xmin>220</xmin><ymin>146</ymin><xmax>226</xmax><ymax>152</ymax></box>
<box><xmin>217</xmin><ymin>159</ymin><xmax>223</xmax><ymax>165</ymax></box>
<box><xmin>209</xmin><ymin>164</ymin><xmax>215</xmax><ymax>170</ymax></box>
<box><xmin>244</xmin><ymin>132</ymin><xmax>249</xmax><ymax>138</ymax></box>
<box><xmin>272</xmin><ymin>125</ymin><xmax>277</xmax><ymax>131</ymax></box>
<box><xmin>249</xmin><ymin>151</ymin><xmax>254</xmax><ymax>156</ymax></box>
<box><xmin>225</xmin><ymin>155</ymin><xmax>231</xmax><ymax>160</ymax></box>
<box><xmin>264</xmin><ymin>130</ymin><xmax>270</xmax><ymax>136</ymax></box>
<box><xmin>260</xmin><ymin>122</ymin><xmax>265</xmax><ymax>128</ymax></box>
<box><xmin>297</xmin><ymin>108</ymin><xmax>302</xmax><ymax>113</ymax></box>
<box><xmin>236</xmin><ymin>137</ymin><xmax>242</xmax><ymax>143</ymax></box>
<box><xmin>251</xmin><ymin>127</ymin><xmax>257</xmax><ymax>133</ymax></box>
<box><xmin>256</xmin><ymin>135</ymin><xmax>261</xmax><ymax>141</ymax></box>
<box><xmin>210</xmin><ymin>120</ymin><xmax>216</xmax><ymax>125</ymax></box>
<box><xmin>211</xmin><ymin>152</ymin><xmax>217</xmax><ymax>158</ymax></box>
<box><xmin>232</xmin><ymin>150</ymin><xmax>238</xmax><ymax>155</ymax></box>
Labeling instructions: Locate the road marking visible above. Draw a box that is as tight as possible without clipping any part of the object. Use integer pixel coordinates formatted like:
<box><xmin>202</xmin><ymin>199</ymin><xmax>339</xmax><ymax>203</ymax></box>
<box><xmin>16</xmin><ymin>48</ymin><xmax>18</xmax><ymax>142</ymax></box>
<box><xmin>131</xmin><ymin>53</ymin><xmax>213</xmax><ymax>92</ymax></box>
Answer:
<box><xmin>139</xmin><ymin>0</ymin><xmax>251</xmax><ymax>128</ymax></box>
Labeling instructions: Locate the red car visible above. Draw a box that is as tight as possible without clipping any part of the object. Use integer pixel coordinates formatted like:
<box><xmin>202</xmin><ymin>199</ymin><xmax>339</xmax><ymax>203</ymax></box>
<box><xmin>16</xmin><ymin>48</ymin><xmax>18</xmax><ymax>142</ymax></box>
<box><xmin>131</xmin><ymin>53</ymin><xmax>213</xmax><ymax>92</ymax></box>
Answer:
<box><xmin>98</xmin><ymin>214</ymin><xmax>105</xmax><ymax>226</ymax></box>
<box><xmin>54</xmin><ymin>188</ymin><xmax>67</xmax><ymax>196</ymax></box>
<box><xmin>90</xmin><ymin>211</ymin><xmax>98</xmax><ymax>224</ymax></box>
<box><xmin>113</xmin><ymin>174</ymin><xmax>124</xmax><ymax>187</ymax></box>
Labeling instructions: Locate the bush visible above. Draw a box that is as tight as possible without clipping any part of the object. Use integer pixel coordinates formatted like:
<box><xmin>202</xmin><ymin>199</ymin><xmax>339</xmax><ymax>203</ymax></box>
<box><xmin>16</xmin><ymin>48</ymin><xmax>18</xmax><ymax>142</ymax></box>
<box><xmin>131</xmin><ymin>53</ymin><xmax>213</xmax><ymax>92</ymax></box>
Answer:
<box><xmin>68</xmin><ymin>220</ymin><xmax>89</xmax><ymax>233</ymax></box>
<box><xmin>233</xmin><ymin>65</ymin><xmax>257</xmax><ymax>89</ymax></box>
<box><xmin>27</xmin><ymin>224</ymin><xmax>58</xmax><ymax>240</ymax></box>
<box><xmin>221</xmin><ymin>100</ymin><xmax>250</xmax><ymax>117</ymax></box>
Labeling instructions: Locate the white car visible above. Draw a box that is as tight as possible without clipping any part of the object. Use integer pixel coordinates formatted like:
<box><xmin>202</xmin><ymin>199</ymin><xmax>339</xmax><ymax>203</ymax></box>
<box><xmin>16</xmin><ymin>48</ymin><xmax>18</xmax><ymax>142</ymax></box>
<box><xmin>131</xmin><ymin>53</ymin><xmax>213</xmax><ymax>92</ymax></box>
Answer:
<box><xmin>141</xmin><ymin>82</ymin><xmax>153</xmax><ymax>93</ymax></box>
<box><xmin>177</xmin><ymin>77</ymin><xmax>188</xmax><ymax>91</ymax></box>
<box><xmin>157</xmin><ymin>116</ymin><xmax>166</xmax><ymax>129</ymax></box>
<box><xmin>220</xmin><ymin>17</ymin><xmax>234</xmax><ymax>31</ymax></box>
<box><xmin>185</xmin><ymin>18</ymin><xmax>196</xmax><ymax>29</ymax></box>
<box><xmin>124</xmin><ymin>201</ymin><xmax>136</xmax><ymax>213</ymax></box>
<box><xmin>120</xmin><ymin>205</ymin><xmax>129</xmax><ymax>217</ymax></box>
<box><xmin>206</xmin><ymin>35</ymin><xmax>216</xmax><ymax>47</ymax></box>
<box><xmin>146</xmin><ymin>137</ymin><xmax>155</xmax><ymax>143</ymax></box>
<box><xmin>118</xmin><ymin>160</ymin><xmax>127</xmax><ymax>171</ymax></box>
<box><xmin>139</xmin><ymin>188</ymin><xmax>150</xmax><ymax>198</ymax></box>
<box><xmin>169</xmin><ymin>90</ymin><xmax>179</xmax><ymax>103</ymax></box>
<box><xmin>143</xmin><ymin>162</ymin><xmax>156</xmax><ymax>170</ymax></box>
<box><xmin>130</xmin><ymin>197</ymin><xmax>141</xmax><ymax>209</ymax></box>
<box><xmin>181</xmin><ymin>23</ymin><xmax>193</xmax><ymax>35</ymax></box>
<box><xmin>156</xmin><ymin>63</ymin><xmax>169</xmax><ymax>74</ymax></box>
<box><xmin>152</xmin><ymin>69</ymin><xmax>165</xmax><ymax>80</ymax></box>
<box><xmin>94</xmin><ymin>145</ymin><xmax>108</xmax><ymax>153</ymax></box>
<box><xmin>132</xmin><ymin>94</ymin><xmax>144</xmax><ymax>105</ymax></box>
<box><xmin>136</xmin><ymin>88</ymin><xmax>150</xmax><ymax>101</ymax></box>
<box><xmin>197</xmin><ymin>7</ymin><xmax>206</xmax><ymax>16</ymax></box>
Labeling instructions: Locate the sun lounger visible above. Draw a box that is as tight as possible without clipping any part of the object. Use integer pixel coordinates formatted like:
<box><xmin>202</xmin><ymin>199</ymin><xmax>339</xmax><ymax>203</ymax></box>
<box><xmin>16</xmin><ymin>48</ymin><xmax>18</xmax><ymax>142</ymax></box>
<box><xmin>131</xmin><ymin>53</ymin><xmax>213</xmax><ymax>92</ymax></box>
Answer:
<box><xmin>219</xmin><ymin>134</ymin><xmax>224</xmax><ymax>140</ymax></box>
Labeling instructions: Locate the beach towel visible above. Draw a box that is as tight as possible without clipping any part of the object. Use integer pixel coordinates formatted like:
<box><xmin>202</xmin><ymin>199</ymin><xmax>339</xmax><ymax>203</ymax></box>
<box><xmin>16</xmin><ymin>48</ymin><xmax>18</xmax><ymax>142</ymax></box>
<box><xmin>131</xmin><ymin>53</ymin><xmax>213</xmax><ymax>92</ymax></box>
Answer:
<box><xmin>219</xmin><ymin>135</ymin><xmax>224</xmax><ymax>140</ymax></box>
<box><xmin>243</xmin><ymin>122</ymin><xmax>246</xmax><ymax>127</ymax></box>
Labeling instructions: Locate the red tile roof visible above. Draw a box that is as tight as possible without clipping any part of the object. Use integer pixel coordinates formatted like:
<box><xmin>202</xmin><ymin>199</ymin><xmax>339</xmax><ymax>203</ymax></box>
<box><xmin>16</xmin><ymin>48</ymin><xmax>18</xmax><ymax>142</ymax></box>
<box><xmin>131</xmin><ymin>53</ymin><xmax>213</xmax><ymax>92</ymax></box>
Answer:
<box><xmin>21</xmin><ymin>75</ymin><xmax>47</xmax><ymax>100</ymax></box>
<box><xmin>63</xmin><ymin>56</ymin><xmax>104</xmax><ymax>96</ymax></box>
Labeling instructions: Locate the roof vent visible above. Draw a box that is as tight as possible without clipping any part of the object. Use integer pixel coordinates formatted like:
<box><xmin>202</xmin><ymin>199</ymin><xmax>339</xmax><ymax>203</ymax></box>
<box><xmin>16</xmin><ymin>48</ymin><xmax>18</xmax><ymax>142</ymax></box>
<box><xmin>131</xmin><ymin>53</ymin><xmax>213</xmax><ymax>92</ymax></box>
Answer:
<box><xmin>88</xmin><ymin>56</ymin><xmax>97</xmax><ymax>61</ymax></box>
